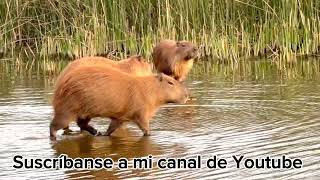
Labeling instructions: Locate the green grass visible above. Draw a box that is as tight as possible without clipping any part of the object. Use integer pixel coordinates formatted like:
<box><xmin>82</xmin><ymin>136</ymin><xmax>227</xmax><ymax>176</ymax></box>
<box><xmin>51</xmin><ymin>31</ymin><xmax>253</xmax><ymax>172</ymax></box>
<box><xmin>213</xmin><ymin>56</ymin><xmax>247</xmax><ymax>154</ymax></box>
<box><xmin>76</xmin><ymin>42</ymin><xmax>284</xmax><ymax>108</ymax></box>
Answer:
<box><xmin>0</xmin><ymin>0</ymin><xmax>319</xmax><ymax>62</ymax></box>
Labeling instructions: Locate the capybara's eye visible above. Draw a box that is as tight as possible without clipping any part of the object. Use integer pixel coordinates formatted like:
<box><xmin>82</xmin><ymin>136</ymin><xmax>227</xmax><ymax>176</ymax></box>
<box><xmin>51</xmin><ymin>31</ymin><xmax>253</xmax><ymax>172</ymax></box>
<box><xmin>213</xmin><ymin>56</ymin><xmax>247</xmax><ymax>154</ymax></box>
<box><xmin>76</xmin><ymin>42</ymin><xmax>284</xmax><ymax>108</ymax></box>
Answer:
<box><xmin>168</xmin><ymin>81</ymin><xmax>174</xmax><ymax>85</ymax></box>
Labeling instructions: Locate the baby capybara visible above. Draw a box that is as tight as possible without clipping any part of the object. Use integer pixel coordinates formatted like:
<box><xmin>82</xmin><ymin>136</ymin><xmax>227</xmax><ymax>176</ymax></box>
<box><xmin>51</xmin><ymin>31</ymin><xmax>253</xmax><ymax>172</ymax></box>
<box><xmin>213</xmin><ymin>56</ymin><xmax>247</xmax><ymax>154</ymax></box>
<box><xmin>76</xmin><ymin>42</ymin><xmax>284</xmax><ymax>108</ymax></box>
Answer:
<box><xmin>59</xmin><ymin>55</ymin><xmax>152</xmax><ymax>78</ymax></box>
<box><xmin>152</xmin><ymin>40</ymin><xmax>198</xmax><ymax>81</ymax></box>
<box><xmin>50</xmin><ymin>66</ymin><xmax>188</xmax><ymax>139</ymax></box>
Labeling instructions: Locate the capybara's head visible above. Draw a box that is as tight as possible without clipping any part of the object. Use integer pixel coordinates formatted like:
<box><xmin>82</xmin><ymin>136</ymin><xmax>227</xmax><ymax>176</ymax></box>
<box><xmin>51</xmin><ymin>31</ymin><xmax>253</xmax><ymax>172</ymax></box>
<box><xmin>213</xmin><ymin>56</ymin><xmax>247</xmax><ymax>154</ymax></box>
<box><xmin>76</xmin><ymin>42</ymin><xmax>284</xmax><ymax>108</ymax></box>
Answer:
<box><xmin>124</xmin><ymin>55</ymin><xmax>153</xmax><ymax>76</ymax></box>
<box><xmin>176</xmin><ymin>41</ymin><xmax>198</xmax><ymax>60</ymax></box>
<box><xmin>157</xmin><ymin>73</ymin><xmax>188</xmax><ymax>104</ymax></box>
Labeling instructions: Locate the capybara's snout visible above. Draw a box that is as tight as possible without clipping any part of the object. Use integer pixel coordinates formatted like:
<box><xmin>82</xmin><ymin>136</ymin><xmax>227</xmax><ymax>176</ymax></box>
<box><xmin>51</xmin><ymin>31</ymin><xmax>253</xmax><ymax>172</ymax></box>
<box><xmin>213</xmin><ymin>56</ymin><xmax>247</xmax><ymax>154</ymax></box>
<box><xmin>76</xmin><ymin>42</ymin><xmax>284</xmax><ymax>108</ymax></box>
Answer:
<box><xmin>184</xmin><ymin>45</ymin><xmax>198</xmax><ymax>60</ymax></box>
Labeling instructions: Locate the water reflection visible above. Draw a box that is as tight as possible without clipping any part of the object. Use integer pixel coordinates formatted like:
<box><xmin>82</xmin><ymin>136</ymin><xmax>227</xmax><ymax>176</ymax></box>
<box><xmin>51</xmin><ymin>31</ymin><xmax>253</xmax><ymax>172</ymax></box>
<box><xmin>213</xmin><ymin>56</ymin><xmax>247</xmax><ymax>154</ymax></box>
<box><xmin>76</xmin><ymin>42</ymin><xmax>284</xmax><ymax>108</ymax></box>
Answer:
<box><xmin>53</xmin><ymin>133</ymin><xmax>164</xmax><ymax>160</ymax></box>
<box><xmin>0</xmin><ymin>59</ymin><xmax>320</xmax><ymax>179</ymax></box>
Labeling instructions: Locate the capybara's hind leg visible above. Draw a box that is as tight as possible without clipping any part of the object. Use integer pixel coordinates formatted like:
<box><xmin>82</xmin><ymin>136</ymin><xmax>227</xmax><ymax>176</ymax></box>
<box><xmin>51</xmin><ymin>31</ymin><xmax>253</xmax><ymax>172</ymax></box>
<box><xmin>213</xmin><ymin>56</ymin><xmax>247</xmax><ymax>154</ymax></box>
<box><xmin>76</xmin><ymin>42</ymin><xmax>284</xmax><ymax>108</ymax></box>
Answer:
<box><xmin>135</xmin><ymin>119</ymin><xmax>150</xmax><ymax>136</ymax></box>
<box><xmin>105</xmin><ymin>119</ymin><xmax>123</xmax><ymax>136</ymax></box>
<box><xmin>77</xmin><ymin>117</ymin><xmax>99</xmax><ymax>136</ymax></box>
<box><xmin>50</xmin><ymin>114</ymin><xmax>72</xmax><ymax>140</ymax></box>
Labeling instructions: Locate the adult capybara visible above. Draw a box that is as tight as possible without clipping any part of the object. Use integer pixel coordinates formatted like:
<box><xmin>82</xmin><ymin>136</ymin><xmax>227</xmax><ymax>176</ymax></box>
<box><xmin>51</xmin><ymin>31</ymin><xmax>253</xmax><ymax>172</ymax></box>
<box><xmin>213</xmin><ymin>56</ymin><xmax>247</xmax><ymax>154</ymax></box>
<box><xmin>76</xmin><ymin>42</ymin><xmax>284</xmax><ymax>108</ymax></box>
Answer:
<box><xmin>152</xmin><ymin>40</ymin><xmax>198</xmax><ymax>81</ymax></box>
<box><xmin>58</xmin><ymin>55</ymin><xmax>153</xmax><ymax>133</ymax></box>
<box><xmin>50</xmin><ymin>66</ymin><xmax>188</xmax><ymax>139</ymax></box>
<box><xmin>59</xmin><ymin>55</ymin><xmax>152</xmax><ymax>78</ymax></box>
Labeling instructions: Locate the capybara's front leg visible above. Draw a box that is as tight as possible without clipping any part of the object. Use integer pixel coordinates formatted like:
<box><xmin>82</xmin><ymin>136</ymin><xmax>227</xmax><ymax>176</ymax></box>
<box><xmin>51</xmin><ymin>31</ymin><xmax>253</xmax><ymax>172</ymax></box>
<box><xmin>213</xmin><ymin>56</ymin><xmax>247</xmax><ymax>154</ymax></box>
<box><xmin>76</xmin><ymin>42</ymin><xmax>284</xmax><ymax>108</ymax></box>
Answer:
<box><xmin>50</xmin><ymin>113</ymin><xmax>72</xmax><ymax>140</ymax></box>
<box><xmin>105</xmin><ymin>119</ymin><xmax>123</xmax><ymax>136</ymax></box>
<box><xmin>76</xmin><ymin>117</ymin><xmax>99</xmax><ymax>136</ymax></box>
<box><xmin>135</xmin><ymin>119</ymin><xmax>150</xmax><ymax>136</ymax></box>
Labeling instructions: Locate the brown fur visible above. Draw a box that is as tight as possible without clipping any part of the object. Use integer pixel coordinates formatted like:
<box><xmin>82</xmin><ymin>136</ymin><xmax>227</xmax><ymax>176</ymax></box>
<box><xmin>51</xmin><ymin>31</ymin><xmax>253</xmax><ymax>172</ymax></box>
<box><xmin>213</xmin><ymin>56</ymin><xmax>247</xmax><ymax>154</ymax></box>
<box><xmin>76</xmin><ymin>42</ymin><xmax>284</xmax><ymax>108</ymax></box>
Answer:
<box><xmin>59</xmin><ymin>55</ymin><xmax>152</xmax><ymax>80</ymax></box>
<box><xmin>57</xmin><ymin>55</ymin><xmax>153</xmax><ymax>133</ymax></box>
<box><xmin>152</xmin><ymin>40</ymin><xmax>197</xmax><ymax>81</ymax></box>
<box><xmin>50</xmin><ymin>66</ymin><xmax>188</xmax><ymax>139</ymax></box>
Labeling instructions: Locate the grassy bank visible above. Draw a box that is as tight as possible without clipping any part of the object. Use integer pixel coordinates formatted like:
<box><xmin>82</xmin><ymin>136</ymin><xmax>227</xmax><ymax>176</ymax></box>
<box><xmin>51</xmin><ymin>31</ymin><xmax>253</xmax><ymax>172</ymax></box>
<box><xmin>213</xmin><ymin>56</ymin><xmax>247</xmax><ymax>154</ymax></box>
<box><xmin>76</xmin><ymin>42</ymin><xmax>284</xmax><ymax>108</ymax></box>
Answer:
<box><xmin>0</xmin><ymin>0</ymin><xmax>320</xmax><ymax>61</ymax></box>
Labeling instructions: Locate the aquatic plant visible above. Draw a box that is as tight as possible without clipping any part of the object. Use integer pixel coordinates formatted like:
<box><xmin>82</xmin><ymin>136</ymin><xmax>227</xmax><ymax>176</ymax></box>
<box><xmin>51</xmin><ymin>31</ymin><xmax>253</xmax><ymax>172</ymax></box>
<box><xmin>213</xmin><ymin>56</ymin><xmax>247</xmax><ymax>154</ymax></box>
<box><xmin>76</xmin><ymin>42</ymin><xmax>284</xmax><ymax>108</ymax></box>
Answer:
<box><xmin>0</xmin><ymin>0</ymin><xmax>319</xmax><ymax>62</ymax></box>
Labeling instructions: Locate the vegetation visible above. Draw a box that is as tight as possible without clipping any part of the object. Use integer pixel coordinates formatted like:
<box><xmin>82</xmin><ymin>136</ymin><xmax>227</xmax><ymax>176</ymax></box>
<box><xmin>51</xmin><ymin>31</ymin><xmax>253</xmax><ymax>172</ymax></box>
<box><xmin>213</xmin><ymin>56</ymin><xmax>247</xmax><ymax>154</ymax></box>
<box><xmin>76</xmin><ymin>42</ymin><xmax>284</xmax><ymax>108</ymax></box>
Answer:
<box><xmin>0</xmin><ymin>0</ymin><xmax>320</xmax><ymax>62</ymax></box>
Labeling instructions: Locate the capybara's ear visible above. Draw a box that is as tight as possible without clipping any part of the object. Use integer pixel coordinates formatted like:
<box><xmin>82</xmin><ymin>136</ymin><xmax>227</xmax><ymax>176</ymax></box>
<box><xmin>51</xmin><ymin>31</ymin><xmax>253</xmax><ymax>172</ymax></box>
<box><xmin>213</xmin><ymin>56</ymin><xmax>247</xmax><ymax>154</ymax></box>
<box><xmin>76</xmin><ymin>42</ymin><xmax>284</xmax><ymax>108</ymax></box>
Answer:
<box><xmin>176</xmin><ymin>41</ymin><xmax>181</xmax><ymax>46</ymax></box>
<box><xmin>157</xmin><ymin>73</ymin><xmax>164</xmax><ymax>81</ymax></box>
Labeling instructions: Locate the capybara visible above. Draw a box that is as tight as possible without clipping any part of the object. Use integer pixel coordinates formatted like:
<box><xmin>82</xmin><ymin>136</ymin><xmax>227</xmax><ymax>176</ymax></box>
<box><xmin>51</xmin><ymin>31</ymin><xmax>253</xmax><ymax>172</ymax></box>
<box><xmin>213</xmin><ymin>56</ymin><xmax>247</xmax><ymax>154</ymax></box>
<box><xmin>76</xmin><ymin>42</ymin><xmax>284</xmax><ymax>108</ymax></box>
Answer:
<box><xmin>50</xmin><ymin>66</ymin><xmax>188</xmax><ymax>139</ymax></box>
<box><xmin>58</xmin><ymin>55</ymin><xmax>153</xmax><ymax>133</ymax></box>
<box><xmin>59</xmin><ymin>55</ymin><xmax>152</xmax><ymax>79</ymax></box>
<box><xmin>152</xmin><ymin>40</ymin><xmax>198</xmax><ymax>81</ymax></box>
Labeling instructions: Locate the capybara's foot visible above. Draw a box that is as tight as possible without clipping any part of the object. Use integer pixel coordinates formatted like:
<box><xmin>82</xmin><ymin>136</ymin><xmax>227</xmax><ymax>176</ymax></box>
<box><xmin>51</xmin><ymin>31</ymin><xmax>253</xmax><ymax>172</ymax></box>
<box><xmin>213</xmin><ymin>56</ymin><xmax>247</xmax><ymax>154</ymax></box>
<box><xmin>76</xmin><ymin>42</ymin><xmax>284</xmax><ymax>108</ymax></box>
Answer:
<box><xmin>143</xmin><ymin>131</ymin><xmax>151</xmax><ymax>136</ymax></box>
<box><xmin>62</xmin><ymin>127</ymin><xmax>73</xmax><ymax>135</ymax></box>
<box><xmin>80</xmin><ymin>126</ymin><xmax>99</xmax><ymax>136</ymax></box>
<box><xmin>77</xmin><ymin>117</ymin><xmax>99</xmax><ymax>136</ymax></box>
<box><xmin>97</xmin><ymin>131</ymin><xmax>112</xmax><ymax>136</ymax></box>
<box><xmin>88</xmin><ymin>128</ymin><xmax>100</xmax><ymax>136</ymax></box>
<box><xmin>50</xmin><ymin>113</ymin><xmax>73</xmax><ymax>139</ymax></box>
<box><xmin>95</xmin><ymin>131</ymin><xmax>102</xmax><ymax>136</ymax></box>
<box><xmin>135</xmin><ymin>120</ymin><xmax>150</xmax><ymax>136</ymax></box>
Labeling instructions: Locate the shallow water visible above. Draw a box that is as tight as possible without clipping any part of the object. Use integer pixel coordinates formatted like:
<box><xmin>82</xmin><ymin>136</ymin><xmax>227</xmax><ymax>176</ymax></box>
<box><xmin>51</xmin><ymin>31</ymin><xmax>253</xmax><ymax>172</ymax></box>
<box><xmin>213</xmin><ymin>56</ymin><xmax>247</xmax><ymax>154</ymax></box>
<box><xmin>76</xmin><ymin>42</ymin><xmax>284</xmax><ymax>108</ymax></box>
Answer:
<box><xmin>0</xmin><ymin>60</ymin><xmax>320</xmax><ymax>179</ymax></box>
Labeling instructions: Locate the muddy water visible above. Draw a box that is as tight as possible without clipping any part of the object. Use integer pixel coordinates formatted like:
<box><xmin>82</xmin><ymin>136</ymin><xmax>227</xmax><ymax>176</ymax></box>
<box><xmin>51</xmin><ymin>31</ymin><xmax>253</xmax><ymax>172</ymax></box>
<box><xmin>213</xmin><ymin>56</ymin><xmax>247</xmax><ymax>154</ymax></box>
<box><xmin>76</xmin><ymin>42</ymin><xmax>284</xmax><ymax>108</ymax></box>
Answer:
<box><xmin>0</xmin><ymin>60</ymin><xmax>320</xmax><ymax>179</ymax></box>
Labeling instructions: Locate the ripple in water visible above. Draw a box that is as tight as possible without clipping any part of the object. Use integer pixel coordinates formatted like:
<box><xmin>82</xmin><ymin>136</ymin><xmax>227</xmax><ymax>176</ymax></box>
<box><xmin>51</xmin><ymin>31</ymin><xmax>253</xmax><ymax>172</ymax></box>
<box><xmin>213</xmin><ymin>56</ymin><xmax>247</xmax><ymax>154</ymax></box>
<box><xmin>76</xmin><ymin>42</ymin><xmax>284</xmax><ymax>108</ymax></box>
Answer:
<box><xmin>0</xmin><ymin>63</ymin><xmax>320</xmax><ymax>179</ymax></box>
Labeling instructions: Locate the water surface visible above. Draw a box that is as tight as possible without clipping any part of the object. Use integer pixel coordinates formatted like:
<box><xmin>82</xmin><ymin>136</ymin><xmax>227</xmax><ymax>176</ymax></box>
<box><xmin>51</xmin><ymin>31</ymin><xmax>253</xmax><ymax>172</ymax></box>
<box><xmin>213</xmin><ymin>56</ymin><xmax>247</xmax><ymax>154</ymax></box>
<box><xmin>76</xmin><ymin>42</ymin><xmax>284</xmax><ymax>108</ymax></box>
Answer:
<box><xmin>0</xmin><ymin>60</ymin><xmax>320</xmax><ymax>179</ymax></box>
